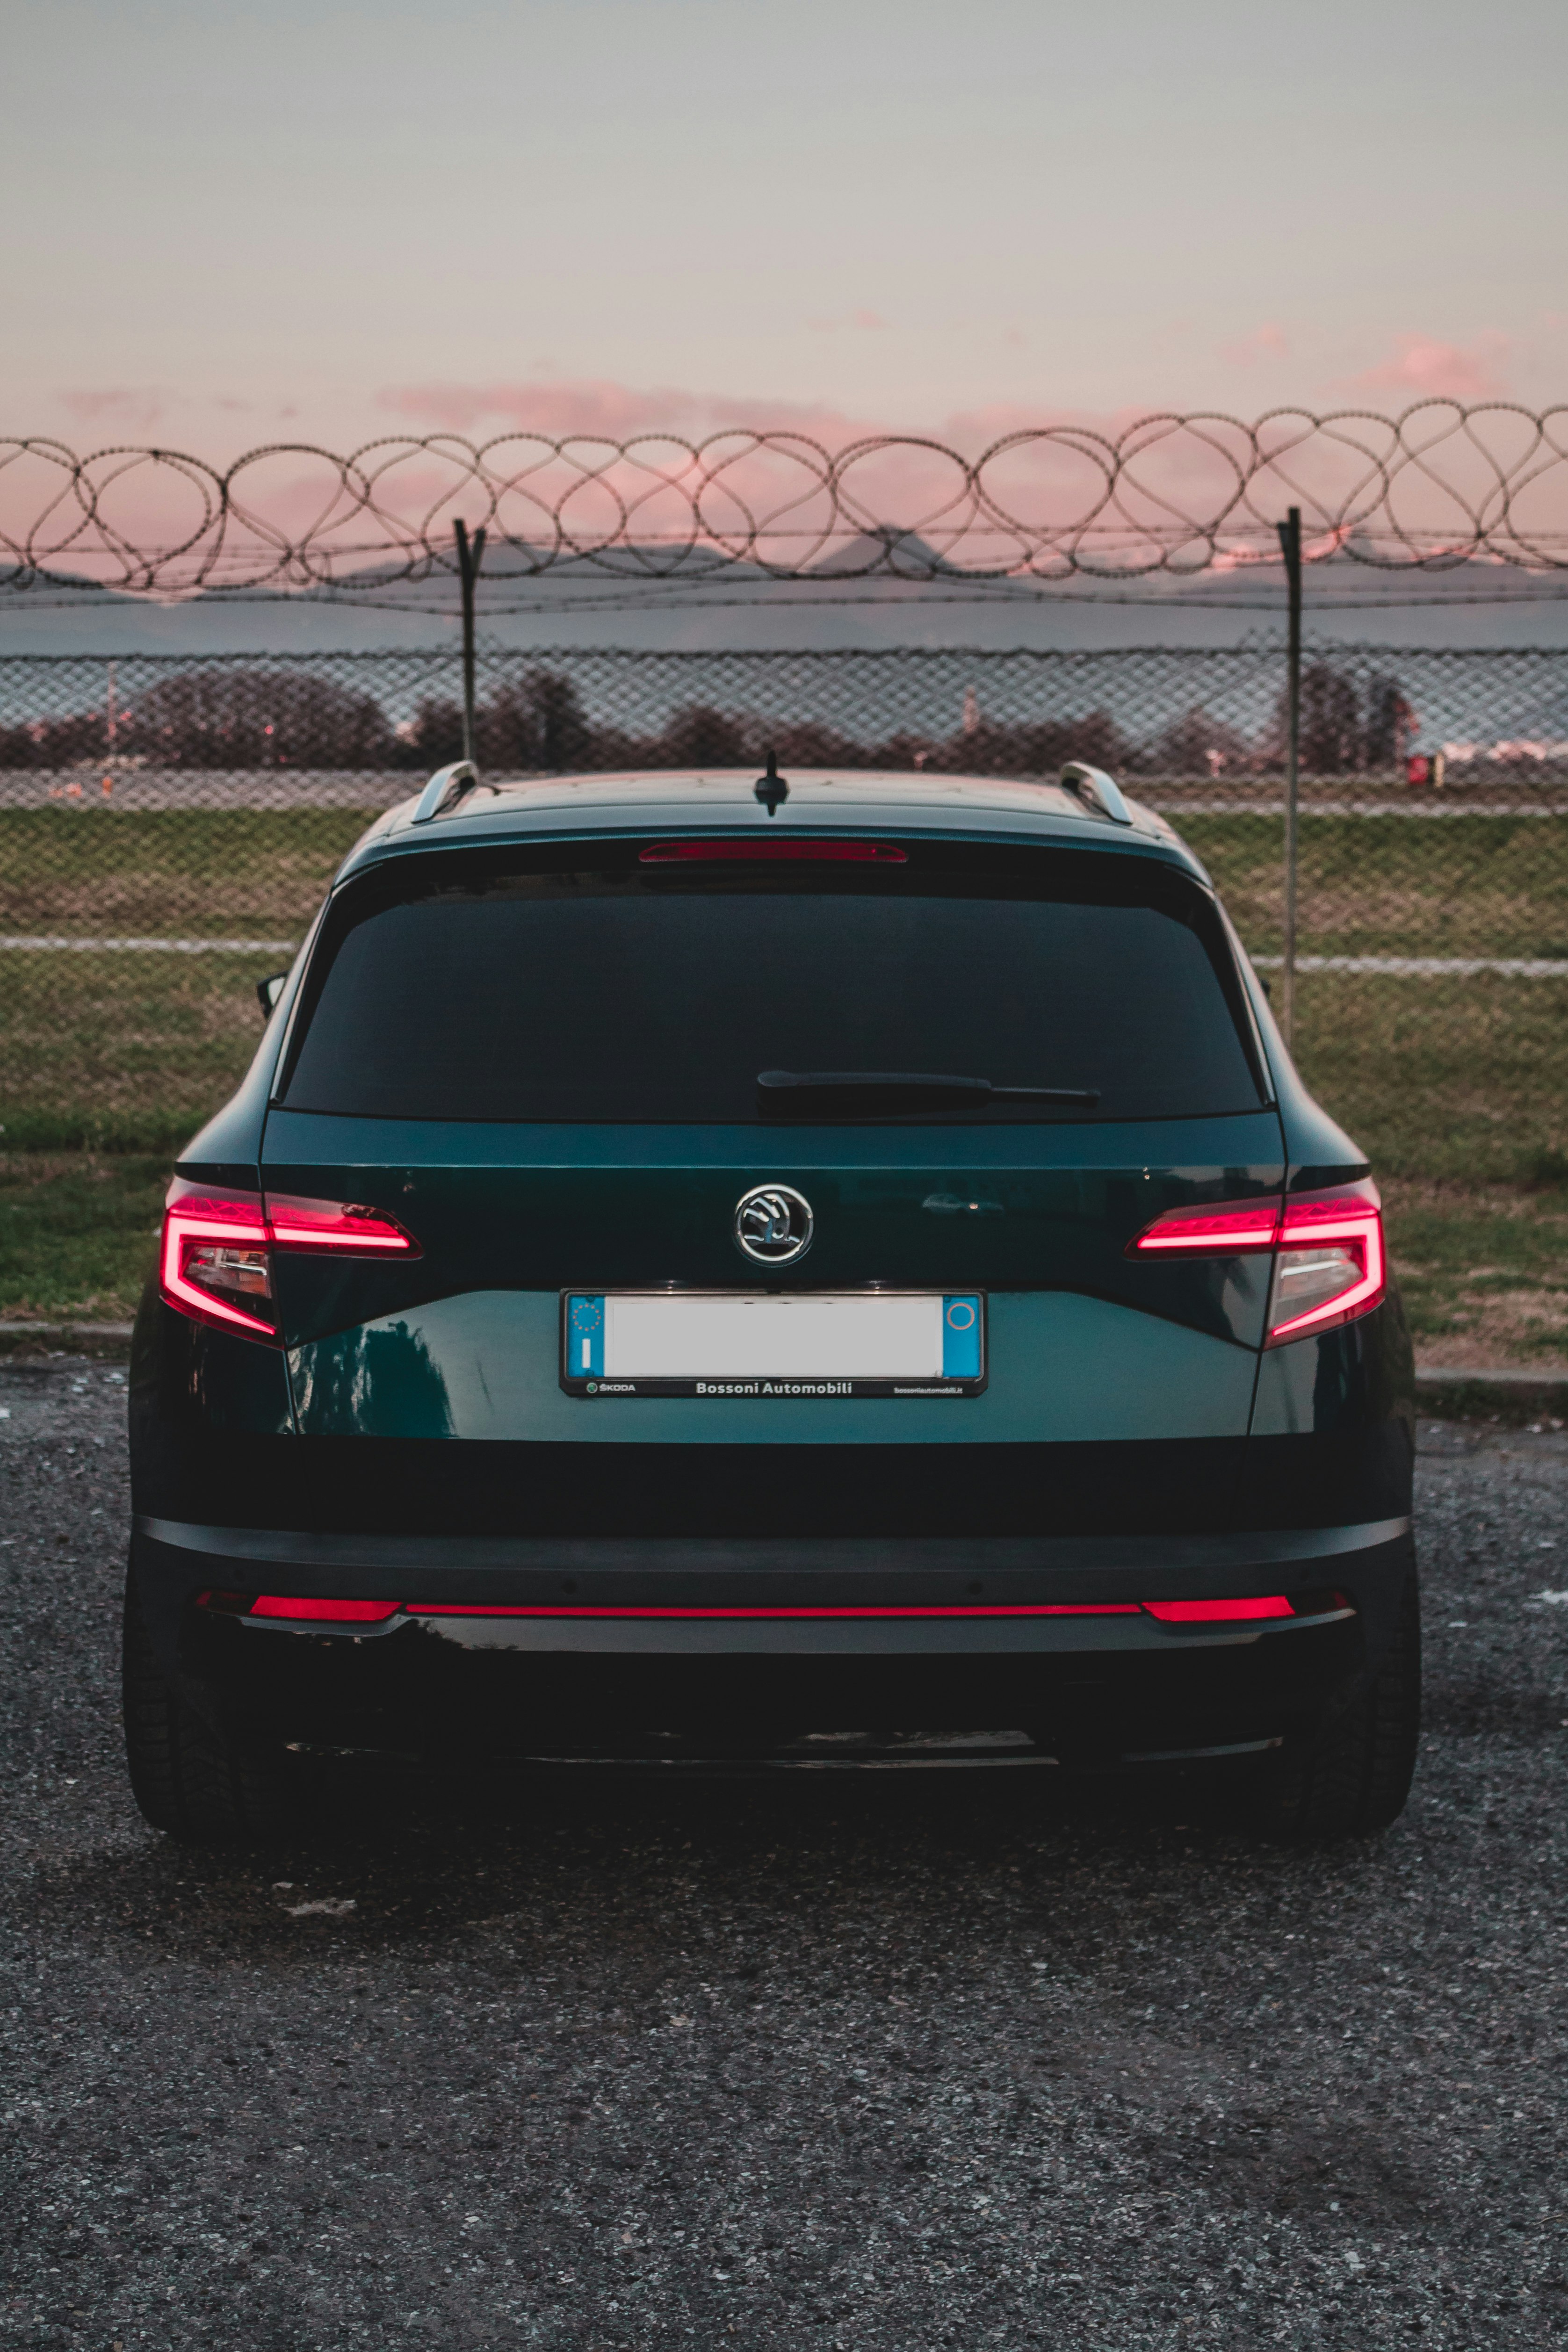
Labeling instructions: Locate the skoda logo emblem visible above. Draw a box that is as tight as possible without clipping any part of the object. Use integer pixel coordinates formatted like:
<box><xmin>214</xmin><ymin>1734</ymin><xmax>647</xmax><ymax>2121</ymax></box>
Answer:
<box><xmin>735</xmin><ymin>1183</ymin><xmax>814</xmax><ymax>1266</ymax></box>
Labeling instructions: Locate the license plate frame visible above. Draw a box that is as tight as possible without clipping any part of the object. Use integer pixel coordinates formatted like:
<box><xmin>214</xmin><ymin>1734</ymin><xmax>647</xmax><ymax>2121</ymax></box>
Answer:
<box><xmin>560</xmin><ymin>1289</ymin><xmax>987</xmax><ymax>1399</ymax></box>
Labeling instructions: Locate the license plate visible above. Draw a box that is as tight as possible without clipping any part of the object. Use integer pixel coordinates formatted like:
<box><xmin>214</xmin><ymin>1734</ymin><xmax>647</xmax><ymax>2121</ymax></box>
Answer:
<box><xmin>561</xmin><ymin>1291</ymin><xmax>985</xmax><ymax>1399</ymax></box>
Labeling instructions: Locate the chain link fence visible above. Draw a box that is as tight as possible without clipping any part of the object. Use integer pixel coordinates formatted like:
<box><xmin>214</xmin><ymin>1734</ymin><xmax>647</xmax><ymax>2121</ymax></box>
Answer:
<box><xmin>2</xmin><ymin>645</ymin><xmax>1564</xmax><ymax>1270</ymax></box>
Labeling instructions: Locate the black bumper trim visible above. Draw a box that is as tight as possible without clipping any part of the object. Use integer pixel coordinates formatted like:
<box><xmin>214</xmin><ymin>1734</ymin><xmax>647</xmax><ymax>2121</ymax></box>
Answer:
<box><xmin>137</xmin><ymin>1514</ymin><xmax>1408</xmax><ymax>1582</ymax></box>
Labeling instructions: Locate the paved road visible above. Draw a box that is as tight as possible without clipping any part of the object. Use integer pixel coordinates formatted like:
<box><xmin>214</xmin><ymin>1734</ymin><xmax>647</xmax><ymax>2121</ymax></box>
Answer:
<box><xmin>2</xmin><ymin>1357</ymin><xmax>1565</xmax><ymax>2350</ymax></box>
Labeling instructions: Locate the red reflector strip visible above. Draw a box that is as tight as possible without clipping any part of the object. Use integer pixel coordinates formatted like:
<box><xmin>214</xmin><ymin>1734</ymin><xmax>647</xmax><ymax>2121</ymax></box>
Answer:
<box><xmin>249</xmin><ymin>1596</ymin><xmax>401</xmax><ymax>1623</ymax></box>
<box><xmin>226</xmin><ymin>1596</ymin><xmax>1300</xmax><ymax>1627</ymax></box>
<box><xmin>406</xmin><ymin>1602</ymin><xmax>1143</xmax><ymax>1620</ymax></box>
<box><xmin>1142</xmin><ymin>1596</ymin><xmax>1294</xmax><ymax>1623</ymax></box>
<box><xmin>639</xmin><ymin>840</ymin><xmax>906</xmax><ymax>864</ymax></box>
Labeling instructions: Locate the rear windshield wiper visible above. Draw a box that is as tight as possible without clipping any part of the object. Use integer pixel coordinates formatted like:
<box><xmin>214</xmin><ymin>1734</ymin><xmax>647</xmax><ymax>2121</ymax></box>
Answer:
<box><xmin>757</xmin><ymin>1069</ymin><xmax>1100</xmax><ymax>1111</ymax></box>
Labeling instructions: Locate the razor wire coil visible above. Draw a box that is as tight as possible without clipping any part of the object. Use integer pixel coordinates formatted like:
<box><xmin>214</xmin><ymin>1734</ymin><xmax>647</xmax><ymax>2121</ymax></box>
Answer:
<box><xmin>7</xmin><ymin>404</ymin><xmax>1568</xmax><ymax>598</ymax></box>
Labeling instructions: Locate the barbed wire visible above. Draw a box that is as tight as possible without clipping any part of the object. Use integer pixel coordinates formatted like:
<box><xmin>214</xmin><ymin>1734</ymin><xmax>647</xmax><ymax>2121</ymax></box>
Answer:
<box><xmin>5</xmin><ymin>404</ymin><xmax>1568</xmax><ymax>597</ymax></box>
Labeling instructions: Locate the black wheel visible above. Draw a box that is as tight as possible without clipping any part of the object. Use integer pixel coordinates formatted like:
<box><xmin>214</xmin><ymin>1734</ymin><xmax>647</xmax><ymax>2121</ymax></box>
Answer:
<box><xmin>121</xmin><ymin>1571</ymin><xmax>310</xmax><ymax>1843</ymax></box>
<box><xmin>1254</xmin><ymin>1569</ymin><xmax>1422</xmax><ymax>1841</ymax></box>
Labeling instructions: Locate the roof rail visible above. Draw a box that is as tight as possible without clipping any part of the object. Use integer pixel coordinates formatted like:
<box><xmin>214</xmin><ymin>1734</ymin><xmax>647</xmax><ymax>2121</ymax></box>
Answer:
<box><xmin>1060</xmin><ymin>761</ymin><xmax>1134</xmax><ymax>828</ymax></box>
<box><xmin>411</xmin><ymin>760</ymin><xmax>484</xmax><ymax>825</ymax></box>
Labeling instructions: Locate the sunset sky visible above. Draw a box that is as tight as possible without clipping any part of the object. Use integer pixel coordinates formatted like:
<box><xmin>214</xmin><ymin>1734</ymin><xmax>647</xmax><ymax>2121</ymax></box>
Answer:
<box><xmin>6</xmin><ymin>0</ymin><xmax>1567</xmax><ymax>459</ymax></box>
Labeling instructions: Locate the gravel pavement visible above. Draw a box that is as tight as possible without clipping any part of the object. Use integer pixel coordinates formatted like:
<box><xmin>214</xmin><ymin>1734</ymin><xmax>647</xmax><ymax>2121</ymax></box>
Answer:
<box><xmin>2</xmin><ymin>1355</ymin><xmax>1566</xmax><ymax>2350</ymax></box>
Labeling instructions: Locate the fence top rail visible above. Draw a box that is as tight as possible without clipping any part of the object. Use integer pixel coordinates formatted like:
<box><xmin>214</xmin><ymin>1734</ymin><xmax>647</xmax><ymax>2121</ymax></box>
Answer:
<box><xmin>1</xmin><ymin>639</ymin><xmax>1568</xmax><ymax>670</ymax></box>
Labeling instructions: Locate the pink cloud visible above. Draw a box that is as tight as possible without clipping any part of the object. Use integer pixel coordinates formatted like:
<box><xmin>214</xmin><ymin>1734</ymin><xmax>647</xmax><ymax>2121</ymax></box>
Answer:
<box><xmin>57</xmin><ymin>386</ymin><xmax>170</xmax><ymax>434</ymax></box>
<box><xmin>376</xmin><ymin>375</ymin><xmax>877</xmax><ymax>447</ymax></box>
<box><xmin>1347</xmin><ymin>332</ymin><xmax>1511</xmax><ymax>401</ymax></box>
<box><xmin>378</xmin><ymin>376</ymin><xmax>701</xmax><ymax>438</ymax></box>
<box><xmin>1220</xmin><ymin>323</ymin><xmax>1289</xmax><ymax>368</ymax></box>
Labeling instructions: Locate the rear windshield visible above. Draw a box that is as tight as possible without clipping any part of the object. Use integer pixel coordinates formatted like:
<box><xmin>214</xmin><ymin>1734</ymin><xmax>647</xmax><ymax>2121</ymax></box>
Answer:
<box><xmin>279</xmin><ymin>839</ymin><xmax>1266</xmax><ymax>1124</ymax></box>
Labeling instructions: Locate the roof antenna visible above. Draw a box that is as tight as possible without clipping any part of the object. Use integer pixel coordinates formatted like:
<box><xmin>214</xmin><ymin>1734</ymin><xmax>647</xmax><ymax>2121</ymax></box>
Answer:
<box><xmin>754</xmin><ymin>749</ymin><xmax>788</xmax><ymax>816</ymax></box>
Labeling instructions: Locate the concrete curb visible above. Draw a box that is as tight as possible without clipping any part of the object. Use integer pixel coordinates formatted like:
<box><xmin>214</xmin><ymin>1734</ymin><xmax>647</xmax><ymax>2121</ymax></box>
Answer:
<box><xmin>0</xmin><ymin>1321</ymin><xmax>136</xmax><ymax>1357</ymax></box>
<box><xmin>1415</xmin><ymin>1368</ymin><xmax>1568</xmax><ymax>1424</ymax></box>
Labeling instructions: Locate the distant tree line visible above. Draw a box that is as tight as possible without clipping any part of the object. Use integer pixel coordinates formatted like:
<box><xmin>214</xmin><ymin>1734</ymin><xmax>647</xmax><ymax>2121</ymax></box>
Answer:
<box><xmin>0</xmin><ymin>658</ymin><xmax>1420</xmax><ymax>778</ymax></box>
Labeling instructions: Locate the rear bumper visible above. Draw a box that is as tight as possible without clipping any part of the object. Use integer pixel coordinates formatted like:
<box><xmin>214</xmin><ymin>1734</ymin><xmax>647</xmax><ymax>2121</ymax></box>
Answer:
<box><xmin>132</xmin><ymin>1514</ymin><xmax>1412</xmax><ymax>1765</ymax></box>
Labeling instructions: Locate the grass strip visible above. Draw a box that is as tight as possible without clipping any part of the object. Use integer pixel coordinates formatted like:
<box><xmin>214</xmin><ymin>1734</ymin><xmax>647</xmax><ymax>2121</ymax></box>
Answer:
<box><xmin>0</xmin><ymin>1153</ymin><xmax>167</xmax><ymax>1322</ymax></box>
<box><xmin>3</xmin><ymin>808</ymin><xmax>1568</xmax><ymax>955</ymax></box>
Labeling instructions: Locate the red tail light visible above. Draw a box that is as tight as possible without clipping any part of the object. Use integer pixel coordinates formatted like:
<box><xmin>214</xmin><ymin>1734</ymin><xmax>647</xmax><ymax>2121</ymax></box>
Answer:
<box><xmin>1127</xmin><ymin>1198</ymin><xmax>1281</xmax><ymax>1255</ymax></box>
<box><xmin>1128</xmin><ymin>1183</ymin><xmax>1385</xmax><ymax>1347</ymax></box>
<box><xmin>1266</xmin><ymin>1188</ymin><xmax>1386</xmax><ymax>1345</ymax></box>
<box><xmin>159</xmin><ymin>1189</ymin><xmax>276</xmax><ymax>1337</ymax></box>
<box><xmin>159</xmin><ymin>1181</ymin><xmax>419</xmax><ymax>1340</ymax></box>
<box><xmin>639</xmin><ymin>840</ymin><xmax>907</xmax><ymax>863</ymax></box>
<box><xmin>265</xmin><ymin>1195</ymin><xmax>420</xmax><ymax>1255</ymax></box>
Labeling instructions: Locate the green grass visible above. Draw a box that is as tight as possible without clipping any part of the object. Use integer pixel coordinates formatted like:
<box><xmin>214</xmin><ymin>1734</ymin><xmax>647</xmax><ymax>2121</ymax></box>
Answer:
<box><xmin>0</xmin><ymin>948</ymin><xmax>284</xmax><ymax>1149</ymax></box>
<box><xmin>4</xmin><ymin>807</ymin><xmax>1567</xmax><ymax>954</ymax></box>
<box><xmin>1183</xmin><ymin>812</ymin><xmax>1568</xmax><ymax>960</ymax></box>
<box><xmin>1292</xmin><ymin>972</ymin><xmax>1568</xmax><ymax>1188</ymax></box>
<box><xmin>1382</xmin><ymin>1177</ymin><xmax>1568</xmax><ymax>1369</ymax></box>
<box><xmin>0</xmin><ymin>808</ymin><xmax>376</xmax><ymax>936</ymax></box>
<box><xmin>0</xmin><ymin>1152</ymin><xmax>167</xmax><ymax>1320</ymax></box>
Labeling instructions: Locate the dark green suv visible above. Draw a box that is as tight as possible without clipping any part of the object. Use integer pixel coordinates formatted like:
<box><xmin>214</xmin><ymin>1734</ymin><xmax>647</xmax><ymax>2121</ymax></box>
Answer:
<box><xmin>123</xmin><ymin>759</ymin><xmax>1418</xmax><ymax>1840</ymax></box>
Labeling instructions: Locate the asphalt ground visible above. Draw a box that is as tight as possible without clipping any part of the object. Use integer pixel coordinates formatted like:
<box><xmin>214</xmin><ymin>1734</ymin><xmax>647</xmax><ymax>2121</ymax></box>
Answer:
<box><xmin>2</xmin><ymin>1357</ymin><xmax>1566</xmax><ymax>2351</ymax></box>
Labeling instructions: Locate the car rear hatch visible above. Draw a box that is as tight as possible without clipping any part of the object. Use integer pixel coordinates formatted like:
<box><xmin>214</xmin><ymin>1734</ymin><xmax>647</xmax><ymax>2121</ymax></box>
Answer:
<box><xmin>258</xmin><ymin>822</ymin><xmax>1284</xmax><ymax>1540</ymax></box>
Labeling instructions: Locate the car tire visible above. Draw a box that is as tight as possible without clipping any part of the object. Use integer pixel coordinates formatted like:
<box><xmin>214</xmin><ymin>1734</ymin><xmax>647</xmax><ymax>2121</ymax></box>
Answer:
<box><xmin>1253</xmin><ymin>1568</ymin><xmax>1422</xmax><ymax>1841</ymax></box>
<box><xmin>121</xmin><ymin>1572</ymin><xmax>310</xmax><ymax>1844</ymax></box>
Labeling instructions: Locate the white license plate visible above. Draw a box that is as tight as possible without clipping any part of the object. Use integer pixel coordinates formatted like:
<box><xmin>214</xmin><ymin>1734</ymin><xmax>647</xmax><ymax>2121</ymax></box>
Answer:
<box><xmin>561</xmin><ymin>1290</ymin><xmax>985</xmax><ymax>1399</ymax></box>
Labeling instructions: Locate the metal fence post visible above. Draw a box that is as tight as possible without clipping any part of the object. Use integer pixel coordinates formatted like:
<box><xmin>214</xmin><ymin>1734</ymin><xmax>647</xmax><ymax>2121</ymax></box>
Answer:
<box><xmin>1276</xmin><ymin>506</ymin><xmax>1302</xmax><ymax>1047</ymax></box>
<box><xmin>454</xmin><ymin>518</ymin><xmax>486</xmax><ymax>767</ymax></box>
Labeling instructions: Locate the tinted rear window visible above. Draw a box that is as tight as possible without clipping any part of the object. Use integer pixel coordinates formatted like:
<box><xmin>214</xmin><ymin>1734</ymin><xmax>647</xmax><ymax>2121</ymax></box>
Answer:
<box><xmin>280</xmin><ymin>839</ymin><xmax>1266</xmax><ymax>1123</ymax></box>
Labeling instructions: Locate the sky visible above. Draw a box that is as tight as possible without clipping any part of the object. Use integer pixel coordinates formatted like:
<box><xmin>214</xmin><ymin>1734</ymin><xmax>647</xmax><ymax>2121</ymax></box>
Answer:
<box><xmin>5</xmin><ymin>0</ymin><xmax>1568</xmax><ymax>461</ymax></box>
